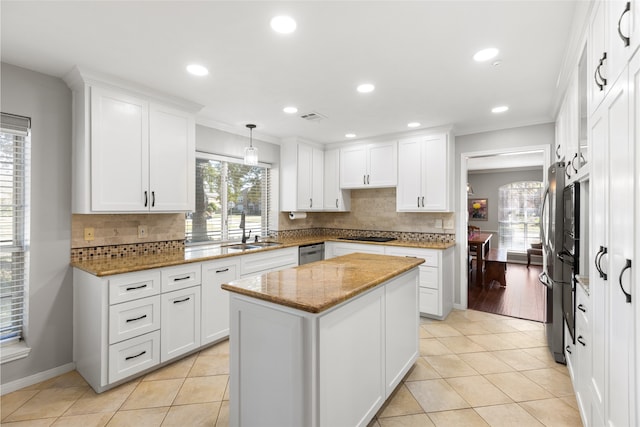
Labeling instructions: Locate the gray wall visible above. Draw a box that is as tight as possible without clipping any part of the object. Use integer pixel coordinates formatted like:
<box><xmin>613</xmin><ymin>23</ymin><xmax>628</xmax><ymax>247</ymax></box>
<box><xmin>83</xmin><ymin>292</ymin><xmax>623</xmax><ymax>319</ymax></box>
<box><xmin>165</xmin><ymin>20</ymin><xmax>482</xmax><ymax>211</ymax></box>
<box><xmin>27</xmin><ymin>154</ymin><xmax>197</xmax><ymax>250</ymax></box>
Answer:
<box><xmin>0</xmin><ymin>63</ymin><xmax>73</xmax><ymax>384</ymax></box>
<box><xmin>454</xmin><ymin>123</ymin><xmax>554</xmax><ymax>305</ymax></box>
<box><xmin>467</xmin><ymin>168</ymin><xmax>544</xmax><ymax>247</ymax></box>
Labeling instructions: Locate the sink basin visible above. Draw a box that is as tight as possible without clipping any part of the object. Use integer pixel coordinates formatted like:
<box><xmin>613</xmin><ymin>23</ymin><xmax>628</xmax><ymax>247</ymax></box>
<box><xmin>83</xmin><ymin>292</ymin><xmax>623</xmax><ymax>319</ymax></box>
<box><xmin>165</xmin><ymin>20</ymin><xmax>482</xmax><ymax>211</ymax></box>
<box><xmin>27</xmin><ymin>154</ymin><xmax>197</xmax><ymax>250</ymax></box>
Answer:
<box><xmin>250</xmin><ymin>242</ymin><xmax>282</xmax><ymax>248</ymax></box>
<box><xmin>222</xmin><ymin>242</ymin><xmax>282</xmax><ymax>251</ymax></box>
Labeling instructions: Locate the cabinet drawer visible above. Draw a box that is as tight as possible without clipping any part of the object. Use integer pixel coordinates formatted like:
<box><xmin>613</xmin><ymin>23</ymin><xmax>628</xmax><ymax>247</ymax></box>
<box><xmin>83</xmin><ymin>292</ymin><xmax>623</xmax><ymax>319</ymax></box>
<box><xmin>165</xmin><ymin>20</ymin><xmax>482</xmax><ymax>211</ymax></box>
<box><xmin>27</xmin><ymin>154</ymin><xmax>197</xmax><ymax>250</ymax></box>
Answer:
<box><xmin>109</xmin><ymin>295</ymin><xmax>161</xmax><ymax>344</ymax></box>
<box><xmin>108</xmin><ymin>330</ymin><xmax>160</xmax><ymax>384</ymax></box>
<box><xmin>385</xmin><ymin>247</ymin><xmax>439</xmax><ymax>267</ymax></box>
<box><xmin>109</xmin><ymin>270</ymin><xmax>161</xmax><ymax>305</ymax></box>
<box><xmin>161</xmin><ymin>264</ymin><xmax>201</xmax><ymax>293</ymax></box>
<box><xmin>241</xmin><ymin>247</ymin><xmax>298</xmax><ymax>276</ymax></box>
<box><xmin>419</xmin><ymin>288</ymin><xmax>439</xmax><ymax>316</ymax></box>
<box><xmin>419</xmin><ymin>266</ymin><xmax>439</xmax><ymax>290</ymax></box>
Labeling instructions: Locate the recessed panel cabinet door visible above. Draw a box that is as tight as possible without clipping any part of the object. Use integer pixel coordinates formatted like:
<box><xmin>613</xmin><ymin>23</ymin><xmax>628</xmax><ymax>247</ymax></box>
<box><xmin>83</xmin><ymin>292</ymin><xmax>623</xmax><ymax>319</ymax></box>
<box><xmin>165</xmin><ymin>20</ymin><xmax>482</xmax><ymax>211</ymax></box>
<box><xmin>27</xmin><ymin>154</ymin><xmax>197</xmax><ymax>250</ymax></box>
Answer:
<box><xmin>91</xmin><ymin>87</ymin><xmax>149</xmax><ymax>212</ymax></box>
<box><xmin>396</xmin><ymin>140</ymin><xmax>422</xmax><ymax>211</ymax></box>
<box><xmin>161</xmin><ymin>286</ymin><xmax>201</xmax><ymax>362</ymax></box>
<box><xmin>149</xmin><ymin>104</ymin><xmax>195</xmax><ymax>211</ymax></box>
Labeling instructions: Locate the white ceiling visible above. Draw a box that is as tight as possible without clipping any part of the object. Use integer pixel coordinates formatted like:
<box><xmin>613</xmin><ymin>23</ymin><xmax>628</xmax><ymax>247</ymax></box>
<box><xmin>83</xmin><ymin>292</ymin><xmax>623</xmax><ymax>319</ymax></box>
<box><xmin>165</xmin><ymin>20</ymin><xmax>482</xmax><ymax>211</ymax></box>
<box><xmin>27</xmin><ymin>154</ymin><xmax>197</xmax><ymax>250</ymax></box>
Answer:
<box><xmin>1</xmin><ymin>1</ymin><xmax>578</xmax><ymax>144</ymax></box>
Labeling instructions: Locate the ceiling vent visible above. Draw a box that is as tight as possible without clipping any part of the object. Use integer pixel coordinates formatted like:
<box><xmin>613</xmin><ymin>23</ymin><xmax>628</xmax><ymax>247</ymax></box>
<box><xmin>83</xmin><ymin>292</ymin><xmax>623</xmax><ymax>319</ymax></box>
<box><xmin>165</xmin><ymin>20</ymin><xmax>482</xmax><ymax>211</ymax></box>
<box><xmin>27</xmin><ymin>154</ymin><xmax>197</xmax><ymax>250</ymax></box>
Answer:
<box><xmin>300</xmin><ymin>111</ymin><xmax>327</xmax><ymax>122</ymax></box>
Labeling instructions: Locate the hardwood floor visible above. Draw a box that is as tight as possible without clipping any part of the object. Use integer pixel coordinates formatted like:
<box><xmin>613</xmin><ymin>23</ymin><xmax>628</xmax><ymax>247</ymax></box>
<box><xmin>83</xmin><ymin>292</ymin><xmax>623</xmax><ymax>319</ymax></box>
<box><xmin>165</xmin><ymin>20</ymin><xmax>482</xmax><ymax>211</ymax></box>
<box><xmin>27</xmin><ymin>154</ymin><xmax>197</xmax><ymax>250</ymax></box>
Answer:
<box><xmin>468</xmin><ymin>262</ymin><xmax>546</xmax><ymax>323</ymax></box>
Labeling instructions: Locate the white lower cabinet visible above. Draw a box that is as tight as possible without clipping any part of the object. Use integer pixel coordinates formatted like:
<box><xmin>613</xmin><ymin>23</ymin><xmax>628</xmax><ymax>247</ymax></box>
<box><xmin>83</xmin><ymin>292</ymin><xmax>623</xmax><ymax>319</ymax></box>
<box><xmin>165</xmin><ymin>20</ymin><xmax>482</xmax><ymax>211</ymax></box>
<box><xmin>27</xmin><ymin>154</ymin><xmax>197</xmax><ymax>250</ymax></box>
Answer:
<box><xmin>384</xmin><ymin>246</ymin><xmax>454</xmax><ymax>319</ymax></box>
<box><xmin>201</xmin><ymin>258</ymin><xmax>240</xmax><ymax>345</ymax></box>
<box><xmin>161</xmin><ymin>286</ymin><xmax>201</xmax><ymax>362</ymax></box>
<box><xmin>229</xmin><ymin>269</ymin><xmax>419</xmax><ymax>427</ymax></box>
<box><xmin>108</xmin><ymin>330</ymin><xmax>161</xmax><ymax>384</ymax></box>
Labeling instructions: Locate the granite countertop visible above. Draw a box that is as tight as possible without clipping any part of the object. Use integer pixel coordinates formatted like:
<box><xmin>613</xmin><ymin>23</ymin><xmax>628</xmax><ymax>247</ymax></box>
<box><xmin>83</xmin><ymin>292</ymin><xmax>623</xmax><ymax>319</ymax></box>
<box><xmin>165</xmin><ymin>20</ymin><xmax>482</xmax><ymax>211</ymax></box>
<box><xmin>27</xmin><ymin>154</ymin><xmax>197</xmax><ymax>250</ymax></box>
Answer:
<box><xmin>221</xmin><ymin>253</ymin><xmax>425</xmax><ymax>313</ymax></box>
<box><xmin>71</xmin><ymin>235</ymin><xmax>455</xmax><ymax>276</ymax></box>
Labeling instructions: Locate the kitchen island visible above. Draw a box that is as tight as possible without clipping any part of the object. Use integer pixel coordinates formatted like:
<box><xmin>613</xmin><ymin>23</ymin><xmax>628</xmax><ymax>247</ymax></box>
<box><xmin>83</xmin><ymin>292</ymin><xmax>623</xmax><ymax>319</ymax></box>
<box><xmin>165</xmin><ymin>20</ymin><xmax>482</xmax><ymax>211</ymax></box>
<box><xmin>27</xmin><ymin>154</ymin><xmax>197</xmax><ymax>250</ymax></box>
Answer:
<box><xmin>222</xmin><ymin>253</ymin><xmax>424</xmax><ymax>427</ymax></box>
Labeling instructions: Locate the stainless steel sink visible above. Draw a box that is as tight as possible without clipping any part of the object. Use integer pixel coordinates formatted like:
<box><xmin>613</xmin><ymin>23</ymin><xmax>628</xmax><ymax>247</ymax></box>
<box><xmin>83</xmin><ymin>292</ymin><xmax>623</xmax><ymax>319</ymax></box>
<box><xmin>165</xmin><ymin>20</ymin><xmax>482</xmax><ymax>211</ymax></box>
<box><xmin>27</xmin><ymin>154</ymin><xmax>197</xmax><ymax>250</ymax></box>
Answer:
<box><xmin>250</xmin><ymin>242</ymin><xmax>282</xmax><ymax>248</ymax></box>
<box><xmin>222</xmin><ymin>242</ymin><xmax>282</xmax><ymax>251</ymax></box>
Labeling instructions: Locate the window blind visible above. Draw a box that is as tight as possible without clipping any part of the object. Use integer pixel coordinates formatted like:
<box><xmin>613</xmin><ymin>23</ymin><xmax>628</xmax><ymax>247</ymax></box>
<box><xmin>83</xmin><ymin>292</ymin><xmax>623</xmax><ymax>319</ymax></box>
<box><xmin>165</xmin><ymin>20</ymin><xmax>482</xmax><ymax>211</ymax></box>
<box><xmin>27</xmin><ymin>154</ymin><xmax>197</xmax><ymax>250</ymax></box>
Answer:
<box><xmin>0</xmin><ymin>113</ymin><xmax>31</xmax><ymax>344</ymax></box>
<box><xmin>187</xmin><ymin>152</ymin><xmax>271</xmax><ymax>244</ymax></box>
<box><xmin>497</xmin><ymin>181</ymin><xmax>543</xmax><ymax>252</ymax></box>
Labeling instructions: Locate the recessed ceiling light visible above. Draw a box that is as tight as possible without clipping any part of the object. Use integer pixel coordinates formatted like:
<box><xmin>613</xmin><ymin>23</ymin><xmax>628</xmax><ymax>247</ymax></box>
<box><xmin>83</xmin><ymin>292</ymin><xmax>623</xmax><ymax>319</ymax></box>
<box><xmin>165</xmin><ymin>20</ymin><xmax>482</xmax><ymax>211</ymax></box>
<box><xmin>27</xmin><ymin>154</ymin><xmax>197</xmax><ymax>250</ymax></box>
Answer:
<box><xmin>473</xmin><ymin>48</ymin><xmax>499</xmax><ymax>62</ymax></box>
<box><xmin>345</xmin><ymin>133</ymin><xmax>356</xmax><ymax>138</ymax></box>
<box><xmin>270</xmin><ymin>16</ymin><xmax>297</xmax><ymax>34</ymax></box>
<box><xmin>357</xmin><ymin>83</ymin><xmax>375</xmax><ymax>93</ymax></box>
<box><xmin>283</xmin><ymin>106</ymin><xmax>298</xmax><ymax>114</ymax></box>
<box><xmin>491</xmin><ymin>105</ymin><xmax>509</xmax><ymax>113</ymax></box>
<box><xmin>407</xmin><ymin>122</ymin><xmax>421</xmax><ymax>128</ymax></box>
<box><xmin>186</xmin><ymin>64</ymin><xmax>209</xmax><ymax>76</ymax></box>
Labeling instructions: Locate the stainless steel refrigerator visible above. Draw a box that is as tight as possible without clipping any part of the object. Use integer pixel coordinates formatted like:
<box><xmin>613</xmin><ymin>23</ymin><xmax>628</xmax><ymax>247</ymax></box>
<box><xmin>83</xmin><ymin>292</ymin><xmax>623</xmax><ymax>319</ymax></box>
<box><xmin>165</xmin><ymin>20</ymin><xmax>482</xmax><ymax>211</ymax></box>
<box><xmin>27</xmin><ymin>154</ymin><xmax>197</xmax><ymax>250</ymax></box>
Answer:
<box><xmin>539</xmin><ymin>162</ymin><xmax>566</xmax><ymax>364</ymax></box>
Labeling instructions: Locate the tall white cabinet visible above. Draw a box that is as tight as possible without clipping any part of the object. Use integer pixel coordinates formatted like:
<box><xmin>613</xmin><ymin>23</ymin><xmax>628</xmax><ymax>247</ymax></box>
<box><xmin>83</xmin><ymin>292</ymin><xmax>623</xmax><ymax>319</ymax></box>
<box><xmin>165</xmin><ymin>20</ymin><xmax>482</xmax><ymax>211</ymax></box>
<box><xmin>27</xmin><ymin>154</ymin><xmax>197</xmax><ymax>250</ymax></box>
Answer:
<box><xmin>64</xmin><ymin>67</ymin><xmax>199</xmax><ymax>213</ymax></box>
<box><xmin>578</xmin><ymin>2</ymin><xmax>639</xmax><ymax>425</ymax></box>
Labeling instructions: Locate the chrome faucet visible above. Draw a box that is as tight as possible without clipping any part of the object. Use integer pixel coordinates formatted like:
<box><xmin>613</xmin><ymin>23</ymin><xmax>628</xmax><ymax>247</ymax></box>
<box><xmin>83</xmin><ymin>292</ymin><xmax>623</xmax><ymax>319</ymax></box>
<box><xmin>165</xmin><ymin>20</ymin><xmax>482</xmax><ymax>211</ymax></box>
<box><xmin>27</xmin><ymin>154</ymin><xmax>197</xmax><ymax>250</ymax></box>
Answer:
<box><xmin>240</xmin><ymin>211</ymin><xmax>251</xmax><ymax>243</ymax></box>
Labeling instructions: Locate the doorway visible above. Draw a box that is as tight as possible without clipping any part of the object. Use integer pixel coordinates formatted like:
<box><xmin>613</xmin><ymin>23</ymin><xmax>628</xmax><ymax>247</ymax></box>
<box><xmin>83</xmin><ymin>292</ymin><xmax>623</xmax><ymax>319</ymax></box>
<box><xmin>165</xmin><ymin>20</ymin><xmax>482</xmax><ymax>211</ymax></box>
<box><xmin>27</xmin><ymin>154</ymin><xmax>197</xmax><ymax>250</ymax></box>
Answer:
<box><xmin>459</xmin><ymin>145</ymin><xmax>550</xmax><ymax>321</ymax></box>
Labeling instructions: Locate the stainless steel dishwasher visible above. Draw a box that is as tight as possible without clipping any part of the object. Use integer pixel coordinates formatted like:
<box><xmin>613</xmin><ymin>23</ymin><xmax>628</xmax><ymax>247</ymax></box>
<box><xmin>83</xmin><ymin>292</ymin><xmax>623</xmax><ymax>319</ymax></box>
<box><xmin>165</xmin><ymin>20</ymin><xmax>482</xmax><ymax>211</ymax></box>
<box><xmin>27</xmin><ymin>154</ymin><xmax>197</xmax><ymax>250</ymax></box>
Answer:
<box><xmin>298</xmin><ymin>243</ymin><xmax>324</xmax><ymax>265</ymax></box>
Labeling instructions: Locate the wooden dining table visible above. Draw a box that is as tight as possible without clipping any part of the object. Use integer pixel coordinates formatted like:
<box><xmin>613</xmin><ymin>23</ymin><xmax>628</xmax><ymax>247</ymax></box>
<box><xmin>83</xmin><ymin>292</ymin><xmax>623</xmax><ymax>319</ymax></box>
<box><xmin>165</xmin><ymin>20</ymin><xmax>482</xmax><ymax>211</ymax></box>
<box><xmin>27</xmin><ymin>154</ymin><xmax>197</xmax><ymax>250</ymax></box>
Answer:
<box><xmin>468</xmin><ymin>232</ymin><xmax>493</xmax><ymax>286</ymax></box>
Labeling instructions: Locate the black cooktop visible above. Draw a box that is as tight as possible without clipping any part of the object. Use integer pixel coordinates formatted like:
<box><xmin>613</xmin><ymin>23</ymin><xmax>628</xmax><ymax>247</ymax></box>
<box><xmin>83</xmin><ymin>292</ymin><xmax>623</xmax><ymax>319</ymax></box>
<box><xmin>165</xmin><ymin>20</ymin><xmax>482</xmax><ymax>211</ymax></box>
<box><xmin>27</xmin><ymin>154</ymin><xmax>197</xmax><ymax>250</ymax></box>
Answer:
<box><xmin>338</xmin><ymin>236</ymin><xmax>396</xmax><ymax>242</ymax></box>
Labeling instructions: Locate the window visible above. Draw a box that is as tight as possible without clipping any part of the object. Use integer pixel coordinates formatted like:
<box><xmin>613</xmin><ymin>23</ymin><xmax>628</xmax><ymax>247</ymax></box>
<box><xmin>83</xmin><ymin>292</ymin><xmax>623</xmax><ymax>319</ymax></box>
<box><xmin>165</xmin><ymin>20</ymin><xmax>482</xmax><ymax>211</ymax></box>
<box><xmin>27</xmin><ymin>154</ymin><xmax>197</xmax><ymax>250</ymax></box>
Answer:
<box><xmin>498</xmin><ymin>181</ymin><xmax>543</xmax><ymax>252</ymax></box>
<box><xmin>1</xmin><ymin>113</ymin><xmax>31</xmax><ymax>347</ymax></box>
<box><xmin>186</xmin><ymin>152</ymin><xmax>271</xmax><ymax>244</ymax></box>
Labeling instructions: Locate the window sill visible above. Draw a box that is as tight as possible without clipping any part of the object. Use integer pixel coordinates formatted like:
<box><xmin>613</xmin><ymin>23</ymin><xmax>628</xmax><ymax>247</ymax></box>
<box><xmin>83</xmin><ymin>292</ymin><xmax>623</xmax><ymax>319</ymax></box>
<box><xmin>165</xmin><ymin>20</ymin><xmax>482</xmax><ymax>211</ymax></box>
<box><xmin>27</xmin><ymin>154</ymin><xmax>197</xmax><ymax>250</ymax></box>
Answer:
<box><xmin>1</xmin><ymin>342</ymin><xmax>31</xmax><ymax>364</ymax></box>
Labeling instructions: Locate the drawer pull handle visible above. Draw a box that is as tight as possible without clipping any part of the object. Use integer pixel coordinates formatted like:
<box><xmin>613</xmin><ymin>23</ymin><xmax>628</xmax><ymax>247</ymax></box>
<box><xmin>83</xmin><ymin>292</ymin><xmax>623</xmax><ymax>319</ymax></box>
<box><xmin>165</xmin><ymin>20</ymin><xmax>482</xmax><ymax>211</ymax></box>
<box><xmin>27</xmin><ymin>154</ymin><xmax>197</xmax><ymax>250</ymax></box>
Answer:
<box><xmin>125</xmin><ymin>350</ymin><xmax>146</xmax><ymax>361</ymax></box>
<box><xmin>173</xmin><ymin>297</ymin><xmax>191</xmax><ymax>304</ymax></box>
<box><xmin>618</xmin><ymin>258</ymin><xmax>632</xmax><ymax>303</ymax></box>
<box><xmin>126</xmin><ymin>284</ymin><xmax>148</xmax><ymax>291</ymax></box>
<box><xmin>126</xmin><ymin>314</ymin><xmax>148</xmax><ymax>323</ymax></box>
<box><xmin>216</xmin><ymin>268</ymin><xmax>230</xmax><ymax>273</ymax></box>
<box><xmin>173</xmin><ymin>275</ymin><xmax>191</xmax><ymax>282</ymax></box>
<box><xmin>566</xmin><ymin>345</ymin><xmax>572</xmax><ymax>354</ymax></box>
<box><xmin>617</xmin><ymin>2</ymin><xmax>631</xmax><ymax>47</ymax></box>
<box><xmin>577</xmin><ymin>336</ymin><xmax>586</xmax><ymax>346</ymax></box>
<box><xmin>577</xmin><ymin>304</ymin><xmax>586</xmax><ymax>313</ymax></box>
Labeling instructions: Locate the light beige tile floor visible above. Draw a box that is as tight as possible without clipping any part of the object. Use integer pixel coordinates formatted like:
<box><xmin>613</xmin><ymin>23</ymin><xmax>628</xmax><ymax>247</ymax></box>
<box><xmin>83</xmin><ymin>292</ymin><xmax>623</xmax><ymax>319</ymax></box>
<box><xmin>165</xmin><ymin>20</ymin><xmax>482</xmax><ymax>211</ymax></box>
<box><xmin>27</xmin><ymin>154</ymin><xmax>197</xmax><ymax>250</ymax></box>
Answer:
<box><xmin>1</xmin><ymin>309</ymin><xmax>583</xmax><ymax>426</ymax></box>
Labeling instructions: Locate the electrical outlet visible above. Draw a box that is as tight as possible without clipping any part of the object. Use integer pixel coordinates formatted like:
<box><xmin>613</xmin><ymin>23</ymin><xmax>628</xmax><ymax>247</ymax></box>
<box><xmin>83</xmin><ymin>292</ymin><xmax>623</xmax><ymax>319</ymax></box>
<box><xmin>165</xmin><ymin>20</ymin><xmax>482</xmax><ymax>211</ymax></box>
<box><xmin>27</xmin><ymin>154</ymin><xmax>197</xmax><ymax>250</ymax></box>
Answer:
<box><xmin>84</xmin><ymin>227</ymin><xmax>95</xmax><ymax>241</ymax></box>
<box><xmin>138</xmin><ymin>225</ymin><xmax>147</xmax><ymax>238</ymax></box>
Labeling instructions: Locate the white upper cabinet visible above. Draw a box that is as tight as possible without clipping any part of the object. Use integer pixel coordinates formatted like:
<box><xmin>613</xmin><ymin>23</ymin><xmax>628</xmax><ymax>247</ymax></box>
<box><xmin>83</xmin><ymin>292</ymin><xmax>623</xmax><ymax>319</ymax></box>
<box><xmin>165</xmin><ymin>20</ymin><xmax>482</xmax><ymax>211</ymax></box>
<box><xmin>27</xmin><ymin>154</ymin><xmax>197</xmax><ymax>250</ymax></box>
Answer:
<box><xmin>589</xmin><ymin>0</ymin><xmax>639</xmax><ymax>115</ymax></box>
<box><xmin>396</xmin><ymin>133</ymin><xmax>452</xmax><ymax>212</ymax></box>
<box><xmin>339</xmin><ymin>141</ymin><xmax>397</xmax><ymax>188</ymax></box>
<box><xmin>323</xmin><ymin>148</ymin><xmax>350</xmax><ymax>211</ymax></box>
<box><xmin>65</xmin><ymin>67</ymin><xmax>199</xmax><ymax>213</ymax></box>
<box><xmin>280</xmin><ymin>139</ymin><xmax>324</xmax><ymax>211</ymax></box>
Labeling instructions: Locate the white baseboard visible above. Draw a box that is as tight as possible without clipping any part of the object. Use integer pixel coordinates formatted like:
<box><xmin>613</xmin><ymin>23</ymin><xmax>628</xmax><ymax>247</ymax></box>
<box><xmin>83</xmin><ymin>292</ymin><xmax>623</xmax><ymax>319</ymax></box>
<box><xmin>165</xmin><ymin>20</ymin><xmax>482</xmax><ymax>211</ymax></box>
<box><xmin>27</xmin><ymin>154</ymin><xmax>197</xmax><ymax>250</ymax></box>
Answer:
<box><xmin>0</xmin><ymin>362</ymin><xmax>76</xmax><ymax>395</ymax></box>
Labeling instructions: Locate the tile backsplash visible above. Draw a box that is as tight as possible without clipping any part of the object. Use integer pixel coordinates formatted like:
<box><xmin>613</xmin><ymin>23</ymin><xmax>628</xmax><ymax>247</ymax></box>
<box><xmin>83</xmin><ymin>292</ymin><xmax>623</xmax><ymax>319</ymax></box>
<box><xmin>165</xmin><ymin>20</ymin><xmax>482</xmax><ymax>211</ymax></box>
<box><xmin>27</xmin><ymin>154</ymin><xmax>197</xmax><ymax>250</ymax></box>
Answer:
<box><xmin>278</xmin><ymin>187</ymin><xmax>455</xmax><ymax>234</ymax></box>
<box><xmin>71</xmin><ymin>213</ymin><xmax>185</xmax><ymax>249</ymax></box>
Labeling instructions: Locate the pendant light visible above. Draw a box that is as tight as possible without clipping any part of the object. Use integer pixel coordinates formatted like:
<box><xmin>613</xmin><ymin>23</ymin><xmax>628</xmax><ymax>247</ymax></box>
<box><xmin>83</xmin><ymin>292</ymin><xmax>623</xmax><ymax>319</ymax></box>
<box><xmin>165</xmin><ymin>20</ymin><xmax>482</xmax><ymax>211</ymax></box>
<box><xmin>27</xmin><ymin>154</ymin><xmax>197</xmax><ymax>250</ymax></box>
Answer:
<box><xmin>244</xmin><ymin>124</ymin><xmax>258</xmax><ymax>166</ymax></box>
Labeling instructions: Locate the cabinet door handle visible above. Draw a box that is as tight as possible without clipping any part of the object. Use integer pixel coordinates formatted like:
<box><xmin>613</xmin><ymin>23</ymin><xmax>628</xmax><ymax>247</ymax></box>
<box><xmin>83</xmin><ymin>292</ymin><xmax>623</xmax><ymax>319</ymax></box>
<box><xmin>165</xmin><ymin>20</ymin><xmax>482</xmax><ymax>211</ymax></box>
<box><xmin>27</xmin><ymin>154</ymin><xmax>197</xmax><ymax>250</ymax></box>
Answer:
<box><xmin>335</xmin><ymin>198</ymin><xmax>339</xmax><ymax>209</ymax></box>
<box><xmin>125</xmin><ymin>350</ymin><xmax>146</xmax><ymax>361</ymax></box>
<box><xmin>126</xmin><ymin>284</ymin><xmax>148</xmax><ymax>291</ymax></box>
<box><xmin>577</xmin><ymin>336</ymin><xmax>586</xmax><ymax>346</ymax></box>
<box><xmin>310</xmin><ymin>198</ymin><xmax>312</xmax><ymax>208</ymax></box>
<box><xmin>173</xmin><ymin>275</ymin><xmax>191</xmax><ymax>282</ymax></box>
<box><xmin>556</xmin><ymin>144</ymin><xmax>561</xmax><ymax>159</ymax></box>
<box><xmin>571</xmin><ymin>153</ymin><xmax>579</xmax><ymax>173</ymax></box>
<box><xmin>577</xmin><ymin>304</ymin><xmax>586</xmax><ymax>313</ymax></box>
<box><xmin>367</xmin><ymin>174</ymin><xmax>370</xmax><ymax>184</ymax></box>
<box><xmin>618</xmin><ymin>258</ymin><xmax>632</xmax><ymax>303</ymax></box>
<box><xmin>151</xmin><ymin>191</ymin><xmax>155</xmax><ymax>207</ymax></box>
<box><xmin>216</xmin><ymin>268</ymin><xmax>229</xmax><ymax>273</ymax></box>
<box><xmin>566</xmin><ymin>345</ymin><xmax>572</xmax><ymax>354</ymax></box>
<box><xmin>144</xmin><ymin>190</ymin><xmax>148</xmax><ymax>207</ymax></box>
<box><xmin>565</xmin><ymin>167</ymin><xmax>571</xmax><ymax>179</ymax></box>
<box><xmin>596</xmin><ymin>246</ymin><xmax>608</xmax><ymax>280</ymax></box>
<box><xmin>126</xmin><ymin>314</ymin><xmax>148</xmax><ymax>323</ymax></box>
<box><xmin>617</xmin><ymin>2</ymin><xmax>631</xmax><ymax>47</ymax></box>
<box><xmin>363</xmin><ymin>175</ymin><xmax>366</xmax><ymax>185</ymax></box>
<box><xmin>421</xmin><ymin>196</ymin><xmax>425</xmax><ymax>207</ymax></box>
<box><xmin>173</xmin><ymin>297</ymin><xmax>191</xmax><ymax>304</ymax></box>
<box><xmin>417</xmin><ymin>197</ymin><xmax>420</xmax><ymax>208</ymax></box>
<box><xmin>596</xmin><ymin>52</ymin><xmax>607</xmax><ymax>91</ymax></box>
